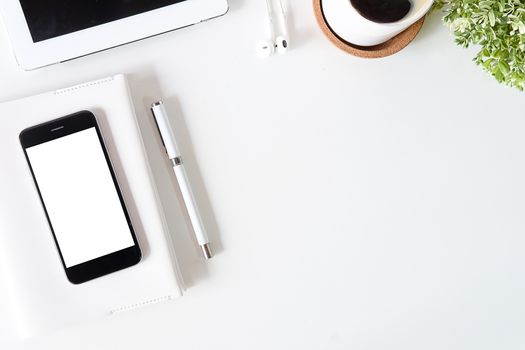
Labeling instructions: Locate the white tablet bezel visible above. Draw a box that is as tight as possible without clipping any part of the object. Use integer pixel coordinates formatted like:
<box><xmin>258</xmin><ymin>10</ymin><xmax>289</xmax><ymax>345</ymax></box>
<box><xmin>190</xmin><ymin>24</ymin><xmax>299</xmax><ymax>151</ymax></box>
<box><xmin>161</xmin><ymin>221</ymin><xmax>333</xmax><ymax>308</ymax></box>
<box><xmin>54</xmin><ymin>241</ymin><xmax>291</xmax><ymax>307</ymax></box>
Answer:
<box><xmin>0</xmin><ymin>0</ymin><xmax>228</xmax><ymax>70</ymax></box>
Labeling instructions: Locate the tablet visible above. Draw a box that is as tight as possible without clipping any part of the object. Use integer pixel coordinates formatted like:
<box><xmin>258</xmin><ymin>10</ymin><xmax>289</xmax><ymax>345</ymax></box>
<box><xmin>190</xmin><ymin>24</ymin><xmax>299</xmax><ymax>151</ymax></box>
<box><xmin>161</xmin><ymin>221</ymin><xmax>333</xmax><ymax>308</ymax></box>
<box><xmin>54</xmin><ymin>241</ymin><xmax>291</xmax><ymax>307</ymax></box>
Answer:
<box><xmin>0</xmin><ymin>0</ymin><xmax>228</xmax><ymax>70</ymax></box>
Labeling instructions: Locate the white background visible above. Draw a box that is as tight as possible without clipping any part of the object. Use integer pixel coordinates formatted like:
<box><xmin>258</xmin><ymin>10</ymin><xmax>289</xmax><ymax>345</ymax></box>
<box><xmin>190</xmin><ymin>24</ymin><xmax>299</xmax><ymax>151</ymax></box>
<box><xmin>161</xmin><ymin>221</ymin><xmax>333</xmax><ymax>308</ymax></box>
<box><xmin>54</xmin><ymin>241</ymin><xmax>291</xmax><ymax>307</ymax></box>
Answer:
<box><xmin>26</xmin><ymin>128</ymin><xmax>134</xmax><ymax>268</ymax></box>
<box><xmin>1</xmin><ymin>1</ymin><xmax>525</xmax><ymax>349</ymax></box>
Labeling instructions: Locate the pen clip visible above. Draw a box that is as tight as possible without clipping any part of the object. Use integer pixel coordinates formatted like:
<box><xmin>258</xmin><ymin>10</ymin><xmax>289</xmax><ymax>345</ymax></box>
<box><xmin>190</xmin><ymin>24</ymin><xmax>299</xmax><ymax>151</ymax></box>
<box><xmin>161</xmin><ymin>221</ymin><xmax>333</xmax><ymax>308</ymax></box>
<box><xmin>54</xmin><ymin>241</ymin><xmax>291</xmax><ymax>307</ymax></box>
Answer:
<box><xmin>151</xmin><ymin>108</ymin><xmax>167</xmax><ymax>151</ymax></box>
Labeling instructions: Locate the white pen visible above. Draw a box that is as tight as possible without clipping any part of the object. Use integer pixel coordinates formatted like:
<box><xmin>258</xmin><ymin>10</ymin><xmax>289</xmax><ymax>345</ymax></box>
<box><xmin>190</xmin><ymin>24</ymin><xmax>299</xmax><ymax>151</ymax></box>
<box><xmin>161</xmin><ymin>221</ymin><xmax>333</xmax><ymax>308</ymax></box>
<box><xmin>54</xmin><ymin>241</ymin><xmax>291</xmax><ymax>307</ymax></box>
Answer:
<box><xmin>150</xmin><ymin>101</ymin><xmax>212</xmax><ymax>259</ymax></box>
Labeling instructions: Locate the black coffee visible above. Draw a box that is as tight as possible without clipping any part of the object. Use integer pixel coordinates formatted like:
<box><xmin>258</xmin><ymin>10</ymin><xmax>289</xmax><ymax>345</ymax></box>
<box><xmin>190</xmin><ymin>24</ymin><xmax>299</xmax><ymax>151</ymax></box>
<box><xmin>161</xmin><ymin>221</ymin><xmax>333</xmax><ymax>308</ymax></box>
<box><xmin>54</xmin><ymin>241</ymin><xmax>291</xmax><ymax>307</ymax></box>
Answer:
<box><xmin>350</xmin><ymin>0</ymin><xmax>412</xmax><ymax>23</ymax></box>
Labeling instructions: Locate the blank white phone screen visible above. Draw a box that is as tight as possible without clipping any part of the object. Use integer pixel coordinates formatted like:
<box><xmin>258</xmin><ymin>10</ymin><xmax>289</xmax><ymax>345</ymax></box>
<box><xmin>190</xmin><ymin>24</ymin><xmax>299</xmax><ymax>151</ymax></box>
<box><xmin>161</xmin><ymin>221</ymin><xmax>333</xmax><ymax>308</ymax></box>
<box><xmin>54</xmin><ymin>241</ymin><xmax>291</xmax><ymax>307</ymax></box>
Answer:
<box><xmin>26</xmin><ymin>127</ymin><xmax>135</xmax><ymax>268</ymax></box>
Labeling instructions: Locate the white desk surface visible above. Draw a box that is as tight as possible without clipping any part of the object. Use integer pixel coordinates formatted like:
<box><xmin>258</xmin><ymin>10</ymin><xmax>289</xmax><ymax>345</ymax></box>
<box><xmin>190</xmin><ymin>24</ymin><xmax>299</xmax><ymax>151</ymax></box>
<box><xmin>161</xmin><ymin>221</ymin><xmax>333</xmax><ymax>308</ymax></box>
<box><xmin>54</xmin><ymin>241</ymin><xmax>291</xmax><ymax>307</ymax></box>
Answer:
<box><xmin>1</xmin><ymin>1</ymin><xmax>524</xmax><ymax>349</ymax></box>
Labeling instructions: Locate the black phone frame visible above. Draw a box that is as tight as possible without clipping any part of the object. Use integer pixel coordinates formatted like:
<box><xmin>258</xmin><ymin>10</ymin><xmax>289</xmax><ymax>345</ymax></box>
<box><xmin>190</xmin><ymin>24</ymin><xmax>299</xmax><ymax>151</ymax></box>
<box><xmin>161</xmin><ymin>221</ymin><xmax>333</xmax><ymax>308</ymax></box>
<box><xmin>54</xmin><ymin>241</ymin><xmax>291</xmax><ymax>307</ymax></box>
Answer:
<box><xmin>19</xmin><ymin>110</ymin><xmax>142</xmax><ymax>284</ymax></box>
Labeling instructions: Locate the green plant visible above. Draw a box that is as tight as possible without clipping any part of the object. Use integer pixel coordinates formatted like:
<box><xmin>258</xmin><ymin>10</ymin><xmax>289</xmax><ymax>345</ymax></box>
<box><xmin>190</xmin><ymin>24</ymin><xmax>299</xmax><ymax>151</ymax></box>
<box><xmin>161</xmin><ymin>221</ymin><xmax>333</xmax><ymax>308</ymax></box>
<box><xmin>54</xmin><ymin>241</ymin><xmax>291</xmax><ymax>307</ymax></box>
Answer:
<box><xmin>434</xmin><ymin>0</ymin><xmax>525</xmax><ymax>90</ymax></box>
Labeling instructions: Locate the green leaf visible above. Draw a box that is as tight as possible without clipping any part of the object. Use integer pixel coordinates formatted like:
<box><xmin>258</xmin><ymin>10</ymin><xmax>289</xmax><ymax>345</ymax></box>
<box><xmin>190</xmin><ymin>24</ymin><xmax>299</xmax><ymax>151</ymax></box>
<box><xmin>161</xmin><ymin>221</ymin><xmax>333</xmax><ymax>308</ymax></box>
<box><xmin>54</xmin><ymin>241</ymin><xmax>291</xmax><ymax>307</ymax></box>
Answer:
<box><xmin>489</xmin><ymin>11</ymin><xmax>496</xmax><ymax>27</ymax></box>
<box><xmin>499</xmin><ymin>61</ymin><xmax>510</xmax><ymax>74</ymax></box>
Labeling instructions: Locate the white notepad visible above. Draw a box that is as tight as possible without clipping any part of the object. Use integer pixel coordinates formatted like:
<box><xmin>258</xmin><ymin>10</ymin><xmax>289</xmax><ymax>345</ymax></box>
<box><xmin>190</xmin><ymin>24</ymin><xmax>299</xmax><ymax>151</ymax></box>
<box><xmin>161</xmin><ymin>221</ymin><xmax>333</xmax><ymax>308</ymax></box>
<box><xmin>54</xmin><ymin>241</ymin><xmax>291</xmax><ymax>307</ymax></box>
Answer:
<box><xmin>0</xmin><ymin>75</ymin><xmax>184</xmax><ymax>338</ymax></box>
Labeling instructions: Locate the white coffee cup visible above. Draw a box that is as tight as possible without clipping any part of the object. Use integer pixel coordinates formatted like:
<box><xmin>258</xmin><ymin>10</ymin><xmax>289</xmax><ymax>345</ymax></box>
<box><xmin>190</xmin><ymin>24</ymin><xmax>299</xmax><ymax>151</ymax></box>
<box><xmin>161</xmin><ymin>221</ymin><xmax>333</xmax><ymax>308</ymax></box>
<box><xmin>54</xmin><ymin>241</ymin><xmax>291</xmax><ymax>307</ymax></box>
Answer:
<box><xmin>322</xmin><ymin>0</ymin><xmax>434</xmax><ymax>46</ymax></box>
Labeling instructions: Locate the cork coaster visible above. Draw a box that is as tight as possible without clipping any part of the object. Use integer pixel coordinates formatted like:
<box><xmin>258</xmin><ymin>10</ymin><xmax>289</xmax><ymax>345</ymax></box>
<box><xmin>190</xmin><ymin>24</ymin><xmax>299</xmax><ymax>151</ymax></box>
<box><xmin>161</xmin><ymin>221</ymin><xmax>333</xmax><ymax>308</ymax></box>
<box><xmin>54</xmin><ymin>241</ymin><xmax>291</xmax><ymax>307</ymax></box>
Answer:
<box><xmin>313</xmin><ymin>0</ymin><xmax>425</xmax><ymax>58</ymax></box>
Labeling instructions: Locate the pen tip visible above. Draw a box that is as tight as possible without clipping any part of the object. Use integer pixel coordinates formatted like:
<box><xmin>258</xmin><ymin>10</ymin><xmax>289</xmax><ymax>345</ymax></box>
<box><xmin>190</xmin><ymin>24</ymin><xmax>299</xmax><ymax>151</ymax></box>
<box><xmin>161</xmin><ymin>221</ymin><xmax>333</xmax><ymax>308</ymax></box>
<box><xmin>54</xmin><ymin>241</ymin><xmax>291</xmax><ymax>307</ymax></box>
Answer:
<box><xmin>200</xmin><ymin>243</ymin><xmax>213</xmax><ymax>260</ymax></box>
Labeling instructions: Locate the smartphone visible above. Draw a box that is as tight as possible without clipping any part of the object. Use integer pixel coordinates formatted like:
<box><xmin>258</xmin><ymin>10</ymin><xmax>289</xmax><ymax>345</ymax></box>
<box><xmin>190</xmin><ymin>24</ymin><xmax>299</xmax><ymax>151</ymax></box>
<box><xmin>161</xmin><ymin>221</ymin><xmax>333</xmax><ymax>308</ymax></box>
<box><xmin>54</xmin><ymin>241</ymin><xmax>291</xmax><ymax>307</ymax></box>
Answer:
<box><xmin>20</xmin><ymin>111</ymin><xmax>142</xmax><ymax>284</ymax></box>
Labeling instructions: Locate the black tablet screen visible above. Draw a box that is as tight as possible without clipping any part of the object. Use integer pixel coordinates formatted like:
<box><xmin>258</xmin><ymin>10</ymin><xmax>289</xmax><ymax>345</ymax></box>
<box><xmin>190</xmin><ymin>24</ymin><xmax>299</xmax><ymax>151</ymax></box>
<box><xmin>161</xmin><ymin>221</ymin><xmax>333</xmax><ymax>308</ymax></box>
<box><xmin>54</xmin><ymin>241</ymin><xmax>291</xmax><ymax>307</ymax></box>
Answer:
<box><xmin>19</xmin><ymin>0</ymin><xmax>186</xmax><ymax>42</ymax></box>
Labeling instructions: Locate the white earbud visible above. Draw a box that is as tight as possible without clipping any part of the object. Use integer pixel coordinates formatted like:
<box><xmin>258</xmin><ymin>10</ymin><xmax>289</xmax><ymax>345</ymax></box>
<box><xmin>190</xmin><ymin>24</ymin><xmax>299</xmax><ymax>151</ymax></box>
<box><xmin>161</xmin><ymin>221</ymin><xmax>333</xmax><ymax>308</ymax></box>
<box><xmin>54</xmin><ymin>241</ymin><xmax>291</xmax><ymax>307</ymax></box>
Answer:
<box><xmin>275</xmin><ymin>35</ymin><xmax>289</xmax><ymax>55</ymax></box>
<box><xmin>256</xmin><ymin>0</ymin><xmax>289</xmax><ymax>58</ymax></box>
<box><xmin>275</xmin><ymin>0</ymin><xmax>289</xmax><ymax>54</ymax></box>
<box><xmin>256</xmin><ymin>39</ymin><xmax>274</xmax><ymax>58</ymax></box>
